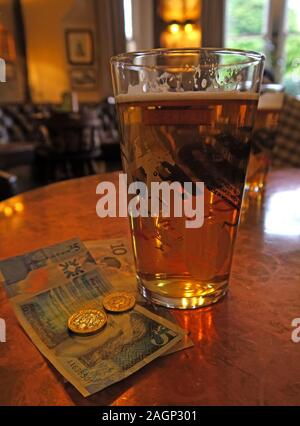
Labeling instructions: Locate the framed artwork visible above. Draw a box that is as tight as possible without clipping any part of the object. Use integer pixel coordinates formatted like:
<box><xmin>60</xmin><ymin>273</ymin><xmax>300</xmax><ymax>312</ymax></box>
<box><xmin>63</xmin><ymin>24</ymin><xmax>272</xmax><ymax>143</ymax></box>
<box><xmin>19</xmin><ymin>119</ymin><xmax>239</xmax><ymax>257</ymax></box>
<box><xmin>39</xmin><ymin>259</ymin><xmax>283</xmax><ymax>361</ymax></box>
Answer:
<box><xmin>70</xmin><ymin>68</ymin><xmax>97</xmax><ymax>91</ymax></box>
<box><xmin>66</xmin><ymin>30</ymin><xmax>94</xmax><ymax>65</ymax></box>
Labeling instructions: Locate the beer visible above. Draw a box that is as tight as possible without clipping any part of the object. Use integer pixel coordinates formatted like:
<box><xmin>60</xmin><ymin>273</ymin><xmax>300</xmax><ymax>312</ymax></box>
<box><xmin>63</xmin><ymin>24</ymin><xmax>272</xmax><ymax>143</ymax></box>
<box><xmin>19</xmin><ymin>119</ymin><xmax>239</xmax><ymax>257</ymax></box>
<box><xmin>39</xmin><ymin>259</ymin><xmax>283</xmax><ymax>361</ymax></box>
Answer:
<box><xmin>116</xmin><ymin>92</ymin><xmax>258</xmax><ymax>308</ymax></box>
<box><xmin>111</xmin><ymin>48</ymin><xmax>264</xmax><ymax>308</ymax></box>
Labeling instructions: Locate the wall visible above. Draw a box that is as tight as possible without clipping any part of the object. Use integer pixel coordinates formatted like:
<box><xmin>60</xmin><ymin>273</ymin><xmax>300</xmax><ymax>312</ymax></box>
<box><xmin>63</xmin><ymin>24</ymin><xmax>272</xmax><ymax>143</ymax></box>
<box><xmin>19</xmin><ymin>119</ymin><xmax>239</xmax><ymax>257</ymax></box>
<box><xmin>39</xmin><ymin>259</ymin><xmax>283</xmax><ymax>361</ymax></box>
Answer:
<box><xmin>21</xmin><ymin>0</ymin><xmax>101</xmax><ymax>103</ymax></box>
<box><xmin>0</xmin><ymin>0</ymin><xmax>26</xmax><ymax>103</ymax></box>
<box><xmin>132</xmin><ymin>0</ymin><xmax>154</xmax><ymax>50</ymax></box>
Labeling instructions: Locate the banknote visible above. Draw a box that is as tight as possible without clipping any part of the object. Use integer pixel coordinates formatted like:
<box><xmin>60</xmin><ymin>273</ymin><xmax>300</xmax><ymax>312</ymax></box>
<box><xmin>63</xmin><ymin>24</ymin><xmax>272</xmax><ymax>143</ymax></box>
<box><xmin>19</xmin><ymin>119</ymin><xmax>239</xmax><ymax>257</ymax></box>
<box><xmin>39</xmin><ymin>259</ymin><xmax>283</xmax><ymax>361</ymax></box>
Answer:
<box><xmin>0</xmin><ymin>239</ymin><xmax>185</xmax><ymax>397</ymax></box>
<box><xmin>85</xmin><ymin>238</ymin><xmax>194</xmax><ymax>353</ymax></box>
<box><xmin>0</xmin><ymin>238</ymin><xmax>101</xmax><ymax>298</ymax></box>
<box><xmin>85</xmin><ymin>238</ymin><xmax>138</xmax><ymax>295</ymax></box>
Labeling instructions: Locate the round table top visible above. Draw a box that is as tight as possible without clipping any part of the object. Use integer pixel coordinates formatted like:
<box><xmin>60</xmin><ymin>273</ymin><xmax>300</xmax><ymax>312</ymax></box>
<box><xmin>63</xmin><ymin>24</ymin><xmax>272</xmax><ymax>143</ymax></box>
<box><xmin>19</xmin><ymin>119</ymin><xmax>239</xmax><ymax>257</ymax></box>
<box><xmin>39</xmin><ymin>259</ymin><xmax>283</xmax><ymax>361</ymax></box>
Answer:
<box><xmin>1</xmin><ymin>169</ymin><xmax>300</xmax><ymax>406</ymax></box>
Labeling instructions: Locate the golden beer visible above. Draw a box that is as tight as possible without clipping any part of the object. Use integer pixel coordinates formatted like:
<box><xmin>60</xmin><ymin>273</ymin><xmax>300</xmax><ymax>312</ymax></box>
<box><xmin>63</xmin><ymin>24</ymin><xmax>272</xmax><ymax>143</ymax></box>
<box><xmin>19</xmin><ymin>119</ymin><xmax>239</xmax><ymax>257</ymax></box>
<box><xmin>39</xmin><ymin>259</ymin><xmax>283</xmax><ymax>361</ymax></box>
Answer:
<box><xmin>116</xmin><ymin>93</ymin><xmax>258</xmax><ymax>307</ymax></box>
<box><xmin>111</xmin><ymin>48</ymin><xmax>264</xmax><ymax>308</ymax></box>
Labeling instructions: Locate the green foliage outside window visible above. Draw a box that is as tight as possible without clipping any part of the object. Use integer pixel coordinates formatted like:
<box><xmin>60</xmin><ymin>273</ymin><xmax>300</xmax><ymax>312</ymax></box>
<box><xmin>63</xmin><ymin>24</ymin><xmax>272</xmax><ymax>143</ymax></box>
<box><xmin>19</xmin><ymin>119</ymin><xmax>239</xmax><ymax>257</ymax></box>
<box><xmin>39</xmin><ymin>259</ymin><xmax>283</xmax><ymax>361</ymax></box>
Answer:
<box><xmin>226</xmin><ymin>0</ymin><xmax>265</xmax><ymax>53</ymax></box>
<box><xmin>226</xmin><ymin>0</ymin><xmax>300</xmax><ymax>94</ymax></box>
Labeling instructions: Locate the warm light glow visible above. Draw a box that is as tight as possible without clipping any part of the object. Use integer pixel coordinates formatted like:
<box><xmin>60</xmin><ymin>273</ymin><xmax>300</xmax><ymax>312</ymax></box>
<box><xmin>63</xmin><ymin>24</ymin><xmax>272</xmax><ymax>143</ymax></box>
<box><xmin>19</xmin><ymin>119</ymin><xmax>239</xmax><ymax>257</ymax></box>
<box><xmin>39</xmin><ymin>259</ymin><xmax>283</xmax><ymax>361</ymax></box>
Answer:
<box><xmin>3</xmin><ymin>206</ymin><xmax>13</xmax><ymax>217</ymax></box>
<box><xmin>161</xmin><ymin>24</ymin><xmax>201</xmax><ymax>48</ymax></box>
<box><xmin>14</xmin><ymin>202</ymin><xmax>24</xmax><ymax>212</ymax></box>
<box><xmin>158</xmin><ymin>0</ymin><xmax>202</xmax><ymax>48</ymax></box>
<box><xmin>169</xmin><ymin>23</ymin><xmax>180</xmax><ymax>34</ymax></box>
<box><xmin>184</xmin><ymin>23</ymin><xmax>194</xmax><ymax>33</ymax></box>
<box><xmin>158</xmin><ymin>0</ymin><xmax>201</xmax><ymax>22</ymax></box>
<box><xmin>22</xmin><ymin>0</ymin><xmax>76</xmax><ymax>103</ymax></box>
<box><xmin>0</xmin><ymin>201</ymin><xmax>24</xmax><ymax>217</ymax></box>
<box><xmin>181</xmin><ymin>297</ymin><xmax>188</xmax><ymax>308</ymax></box>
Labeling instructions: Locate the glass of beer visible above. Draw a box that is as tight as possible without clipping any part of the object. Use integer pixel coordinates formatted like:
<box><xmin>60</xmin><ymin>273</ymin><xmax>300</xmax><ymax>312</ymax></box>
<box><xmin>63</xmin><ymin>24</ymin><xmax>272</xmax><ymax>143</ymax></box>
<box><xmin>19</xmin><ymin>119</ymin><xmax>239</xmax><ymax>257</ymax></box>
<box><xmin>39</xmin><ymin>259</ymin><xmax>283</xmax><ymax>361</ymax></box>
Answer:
<box><xmin>111</xmin><ymin>49</ymin><xmax>264</xmax><ymax>309</ymax></box>
<box><xmin>245</xmin><ymin>86</ymin><xmax>284</xmax><ymax>195</ymax></box>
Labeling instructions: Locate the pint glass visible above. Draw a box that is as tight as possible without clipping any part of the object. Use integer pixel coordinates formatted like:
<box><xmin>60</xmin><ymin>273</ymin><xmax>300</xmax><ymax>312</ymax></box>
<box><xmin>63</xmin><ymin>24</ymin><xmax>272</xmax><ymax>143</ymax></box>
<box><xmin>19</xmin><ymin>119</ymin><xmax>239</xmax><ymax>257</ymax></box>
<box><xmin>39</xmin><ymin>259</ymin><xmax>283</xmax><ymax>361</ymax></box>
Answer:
<box><xmin>246</xmin><ymin>86</ymin><xmax>283</xmax><ymax>195</ymax></box>
<box><xmin>111</xmin><ymin>49</ymin><xmax>264</xmax><ymax>309</ymax></box>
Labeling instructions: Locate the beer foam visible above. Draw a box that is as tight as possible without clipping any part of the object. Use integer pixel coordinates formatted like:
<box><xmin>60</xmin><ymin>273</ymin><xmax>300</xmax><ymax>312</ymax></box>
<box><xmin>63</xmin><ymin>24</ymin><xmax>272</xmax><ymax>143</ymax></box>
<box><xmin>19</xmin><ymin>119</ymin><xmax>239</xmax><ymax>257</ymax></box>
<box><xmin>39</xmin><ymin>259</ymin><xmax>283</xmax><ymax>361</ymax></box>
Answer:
<box><xmin>116</xmin><ymin>90</ymin><xmax>259</xmax><ymax>104</ymax></box>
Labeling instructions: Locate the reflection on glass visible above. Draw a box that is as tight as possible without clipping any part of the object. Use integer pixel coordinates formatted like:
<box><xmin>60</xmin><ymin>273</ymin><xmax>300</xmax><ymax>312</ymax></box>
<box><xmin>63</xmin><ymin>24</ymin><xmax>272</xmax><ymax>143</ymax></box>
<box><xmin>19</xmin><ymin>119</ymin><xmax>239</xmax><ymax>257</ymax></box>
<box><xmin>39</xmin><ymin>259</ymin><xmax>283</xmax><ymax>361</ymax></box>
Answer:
<box><xmin>265</xmin><ymin>188</ymin><xmax>300</xmax><ymax>236</ymax></box>
<box><xmin>240</xmin><ymin>190</ymin><xmax>264</xmax><ymax>226</ymax></box>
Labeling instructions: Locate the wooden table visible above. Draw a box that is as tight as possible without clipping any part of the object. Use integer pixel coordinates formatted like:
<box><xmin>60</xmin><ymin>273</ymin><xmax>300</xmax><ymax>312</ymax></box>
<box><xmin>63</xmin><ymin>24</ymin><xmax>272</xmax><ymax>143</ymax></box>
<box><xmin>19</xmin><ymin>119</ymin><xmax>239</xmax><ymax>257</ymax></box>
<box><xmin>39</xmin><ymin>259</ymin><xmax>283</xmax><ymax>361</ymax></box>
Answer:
<box><xmin>0</xmin><ymin>170</ymin><xmax>300</xmax><ymax>406</ymax></box>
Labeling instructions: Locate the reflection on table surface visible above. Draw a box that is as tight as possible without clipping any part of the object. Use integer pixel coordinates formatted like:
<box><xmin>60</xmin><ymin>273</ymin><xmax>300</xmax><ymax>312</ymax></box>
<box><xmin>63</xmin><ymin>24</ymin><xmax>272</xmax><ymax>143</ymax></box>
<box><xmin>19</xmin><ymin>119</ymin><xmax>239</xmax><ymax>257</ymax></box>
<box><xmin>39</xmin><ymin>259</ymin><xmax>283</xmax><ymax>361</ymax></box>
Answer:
<box><xmin>264</xmin><ymin>187</ymin><xmax>300</xmax><ymax>236</ymax></box>
<box><xmin>0</xmin><ymin>169</ymin><xmax>300</xmax><ymax>406</ymax></box>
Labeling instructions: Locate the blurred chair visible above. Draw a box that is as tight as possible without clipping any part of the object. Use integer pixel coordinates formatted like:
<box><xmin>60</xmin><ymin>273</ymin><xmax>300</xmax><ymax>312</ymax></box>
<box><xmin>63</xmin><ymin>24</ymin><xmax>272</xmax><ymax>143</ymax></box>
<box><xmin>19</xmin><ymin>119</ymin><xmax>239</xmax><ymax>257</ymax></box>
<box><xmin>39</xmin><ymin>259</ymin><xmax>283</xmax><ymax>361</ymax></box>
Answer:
<box><xmin>0</xmin><ymin>104</ymin><xmax>52</xmax><ymax>144</ymax></box>
<box><xmin>273</xmin><ymin>95</ymin><xmax>300</xmax><ymax>168</ymax></box>
<box><xmin>92</xmin><ymin>98</ymin><xmax>121</xmax><ymax>170</ymax></box>
<box><xmin>36</xmin><ymin>110</ymin><xmax>103</xmax><ymax>182</ymax></box>
<box><xmin>0</xmin><ymin>99</ymin><xmax>121</xmax><ymax>188</ymax></box>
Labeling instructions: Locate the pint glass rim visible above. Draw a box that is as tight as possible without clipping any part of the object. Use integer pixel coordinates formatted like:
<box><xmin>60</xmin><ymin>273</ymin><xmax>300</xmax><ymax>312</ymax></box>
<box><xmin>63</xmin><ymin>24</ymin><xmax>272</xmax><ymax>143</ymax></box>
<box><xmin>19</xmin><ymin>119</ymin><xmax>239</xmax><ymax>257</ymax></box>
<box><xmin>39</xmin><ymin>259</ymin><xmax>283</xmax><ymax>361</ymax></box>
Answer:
<box><xmin>110</xmin><ymin>48</ymin><xmax>265</xmax><ymax>71</ymax></box>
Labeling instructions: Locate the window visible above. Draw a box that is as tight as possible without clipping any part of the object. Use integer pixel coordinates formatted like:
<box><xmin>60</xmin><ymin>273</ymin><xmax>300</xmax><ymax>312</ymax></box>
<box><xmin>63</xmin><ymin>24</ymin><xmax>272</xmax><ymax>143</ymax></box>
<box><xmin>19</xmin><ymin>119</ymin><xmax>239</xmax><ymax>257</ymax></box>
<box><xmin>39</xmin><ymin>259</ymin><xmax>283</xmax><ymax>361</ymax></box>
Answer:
<box><xmin>284</xmin><ymin>0</ymin><xmax>300</xmax><ymax>94</ymax></box>
<box><xmin>123</xmin><ymin>0</ymin><xmax>136</xmax><ymax>51</ymax></box>
<box><xmin>225</xmin><ymin>0</ymin><xmax>267</xmax><ymax>53</ymax></box>
<box><xmin>225</xmin><ymin>0</ymin><xmax>300</xmax><ymax>95</ymax></box>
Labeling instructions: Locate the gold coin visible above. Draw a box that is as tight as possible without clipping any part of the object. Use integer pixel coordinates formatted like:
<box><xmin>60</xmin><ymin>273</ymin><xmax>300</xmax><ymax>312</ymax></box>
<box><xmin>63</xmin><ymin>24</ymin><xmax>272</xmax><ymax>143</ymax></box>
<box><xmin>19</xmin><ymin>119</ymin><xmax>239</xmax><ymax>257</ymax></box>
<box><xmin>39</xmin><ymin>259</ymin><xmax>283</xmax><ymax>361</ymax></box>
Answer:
<box><xmin>68</xmin><ymin>309</ymin><xmax>107</xmax><ymax>335</ymax></box>
<box><xmin>102</xmin><ymin>292</ymin><xmax>136</xmax><ymax>313</ymax></box>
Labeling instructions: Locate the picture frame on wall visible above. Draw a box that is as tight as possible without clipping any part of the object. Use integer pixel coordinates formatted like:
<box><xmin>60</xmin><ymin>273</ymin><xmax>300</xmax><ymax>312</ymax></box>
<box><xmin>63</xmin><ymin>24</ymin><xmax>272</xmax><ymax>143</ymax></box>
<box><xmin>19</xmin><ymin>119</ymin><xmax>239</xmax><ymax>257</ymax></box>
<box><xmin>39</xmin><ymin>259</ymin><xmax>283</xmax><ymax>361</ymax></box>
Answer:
<box><xmin>66</xmin><ymin>29</ymin><xmax>94</xmax><ymax>65</ymax></box>
<box><xmin>70</xmin><ymin>68</ymin><xmax>97</xmax><ymax>91</ymax></box>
